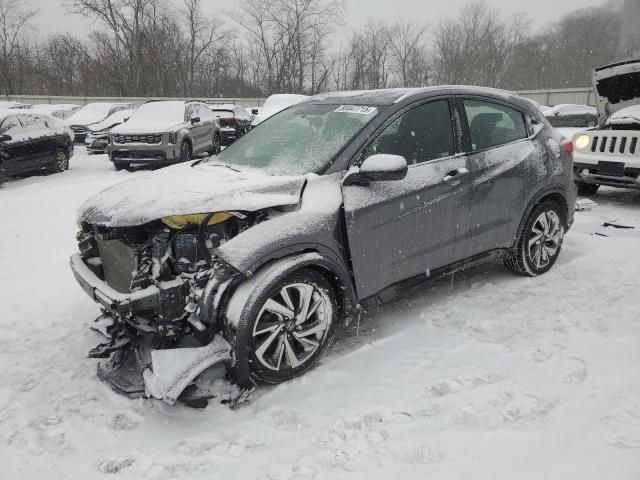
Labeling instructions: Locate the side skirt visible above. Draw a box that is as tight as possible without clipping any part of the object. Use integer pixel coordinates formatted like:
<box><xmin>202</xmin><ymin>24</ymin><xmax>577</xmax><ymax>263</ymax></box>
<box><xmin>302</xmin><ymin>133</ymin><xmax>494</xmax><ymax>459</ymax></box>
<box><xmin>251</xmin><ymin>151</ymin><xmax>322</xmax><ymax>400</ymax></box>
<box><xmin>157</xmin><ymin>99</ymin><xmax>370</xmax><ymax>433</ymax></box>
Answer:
<box><xmin>360</xmin><ymin>248</ymin><xmax>508</xmax><ymax>310</ymax></box>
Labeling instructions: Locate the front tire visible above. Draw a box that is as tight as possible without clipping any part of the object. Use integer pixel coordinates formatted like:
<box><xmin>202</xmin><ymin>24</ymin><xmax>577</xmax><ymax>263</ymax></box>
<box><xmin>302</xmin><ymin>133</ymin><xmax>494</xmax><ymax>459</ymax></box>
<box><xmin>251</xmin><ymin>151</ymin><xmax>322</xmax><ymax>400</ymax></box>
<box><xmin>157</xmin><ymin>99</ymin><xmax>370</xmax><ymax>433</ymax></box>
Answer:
<box><xmin>504</xmin><ymin>201</ymin><xmax>565</xmax><ymax>276</ymax></box>
<box><xmin>576</xmin><ymin>182</ymin><xmax>599</xmax><ymax>196</ymax></box>
<box><xmin>180</xmin><ymin>141</ymin><xmax>192</xmax><ymax>163</ymax></box>
<box><xmin>226</xmin><ymin>268</ymin><xmax>337</xmax><ymax>386</ymax></box>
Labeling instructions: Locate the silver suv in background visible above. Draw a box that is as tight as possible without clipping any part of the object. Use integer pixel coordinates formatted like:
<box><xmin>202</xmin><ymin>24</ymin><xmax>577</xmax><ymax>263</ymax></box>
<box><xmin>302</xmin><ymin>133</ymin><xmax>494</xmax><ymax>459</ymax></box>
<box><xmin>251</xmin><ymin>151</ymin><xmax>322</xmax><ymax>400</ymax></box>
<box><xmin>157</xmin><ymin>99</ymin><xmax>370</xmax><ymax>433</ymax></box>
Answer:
<box><xmin>108</xmin><ymin>100</ymin><xmax>221</xmax><ymax>171</ymax></box>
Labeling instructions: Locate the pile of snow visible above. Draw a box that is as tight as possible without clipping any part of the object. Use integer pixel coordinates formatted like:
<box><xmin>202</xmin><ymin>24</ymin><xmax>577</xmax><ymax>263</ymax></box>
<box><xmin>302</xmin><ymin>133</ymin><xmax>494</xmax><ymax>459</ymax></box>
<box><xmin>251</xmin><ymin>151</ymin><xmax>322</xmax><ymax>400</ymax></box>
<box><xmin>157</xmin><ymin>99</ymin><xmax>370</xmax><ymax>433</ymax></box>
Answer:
<box><xmin>1</xmin><ymin>147</ymin><xmax>640</xmax><ymax>479</ymax></box>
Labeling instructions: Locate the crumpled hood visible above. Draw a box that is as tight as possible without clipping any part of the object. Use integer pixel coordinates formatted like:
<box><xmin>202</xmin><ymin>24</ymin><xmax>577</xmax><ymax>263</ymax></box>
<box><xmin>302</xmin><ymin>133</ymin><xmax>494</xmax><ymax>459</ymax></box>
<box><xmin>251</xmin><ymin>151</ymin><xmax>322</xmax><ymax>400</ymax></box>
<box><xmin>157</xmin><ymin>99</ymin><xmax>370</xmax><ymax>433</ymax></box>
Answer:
<box><xmin>594</xmin><ymin>60</ymin><xmax>640</xmax><ymax>125</ymax></box>
<box><xmin>78</xmin><ymin>161</ymin><xmax>307</xmax><ymax>227</ymax></box>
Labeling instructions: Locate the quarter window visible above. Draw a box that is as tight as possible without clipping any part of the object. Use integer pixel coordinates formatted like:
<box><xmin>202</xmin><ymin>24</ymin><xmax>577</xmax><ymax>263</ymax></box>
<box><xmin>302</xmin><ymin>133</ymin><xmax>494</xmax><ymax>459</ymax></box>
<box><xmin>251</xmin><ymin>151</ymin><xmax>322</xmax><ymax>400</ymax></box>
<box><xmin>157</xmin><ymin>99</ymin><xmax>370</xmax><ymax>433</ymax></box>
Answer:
<box><xmin>365</xmin><ymin>100</ymin><xmax>455</xmax><ymax>165</ymax></box>
<box><xmin>463</xmin><ymin>100</ymin><xmax>527</xmax><ymax>151</ymax></box>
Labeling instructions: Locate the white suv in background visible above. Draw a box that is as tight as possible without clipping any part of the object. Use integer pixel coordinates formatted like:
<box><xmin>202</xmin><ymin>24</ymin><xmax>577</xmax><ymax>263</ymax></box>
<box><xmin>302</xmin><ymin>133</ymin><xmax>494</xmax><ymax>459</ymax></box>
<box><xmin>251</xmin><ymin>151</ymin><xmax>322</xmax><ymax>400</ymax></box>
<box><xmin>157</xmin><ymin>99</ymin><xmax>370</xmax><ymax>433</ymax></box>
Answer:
<box><xmin>573</xmin><ymin>59</ymin><xmax>640</xmax><ymax>195</ymax></box>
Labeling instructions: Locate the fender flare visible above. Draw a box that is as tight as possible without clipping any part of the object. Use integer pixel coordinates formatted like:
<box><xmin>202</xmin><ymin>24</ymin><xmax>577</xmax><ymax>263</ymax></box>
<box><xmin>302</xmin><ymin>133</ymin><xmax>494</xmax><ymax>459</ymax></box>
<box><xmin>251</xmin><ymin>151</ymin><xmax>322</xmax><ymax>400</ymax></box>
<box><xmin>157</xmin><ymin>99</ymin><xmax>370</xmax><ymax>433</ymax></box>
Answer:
<box><xmin>512</xmin><ymin>185</ymin><xmax>571</xmax><ymax>252</ymax></box>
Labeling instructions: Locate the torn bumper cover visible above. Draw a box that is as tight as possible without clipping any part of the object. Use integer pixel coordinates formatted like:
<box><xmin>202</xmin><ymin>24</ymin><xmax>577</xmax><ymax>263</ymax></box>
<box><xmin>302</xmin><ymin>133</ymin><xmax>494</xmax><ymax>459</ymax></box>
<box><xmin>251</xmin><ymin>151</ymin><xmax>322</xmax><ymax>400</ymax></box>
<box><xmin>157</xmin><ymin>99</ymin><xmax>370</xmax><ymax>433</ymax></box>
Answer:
<box><xmin>71</xmin><ymin>253</ymin><xmax>239</xmax><ymax>404</ymax></box>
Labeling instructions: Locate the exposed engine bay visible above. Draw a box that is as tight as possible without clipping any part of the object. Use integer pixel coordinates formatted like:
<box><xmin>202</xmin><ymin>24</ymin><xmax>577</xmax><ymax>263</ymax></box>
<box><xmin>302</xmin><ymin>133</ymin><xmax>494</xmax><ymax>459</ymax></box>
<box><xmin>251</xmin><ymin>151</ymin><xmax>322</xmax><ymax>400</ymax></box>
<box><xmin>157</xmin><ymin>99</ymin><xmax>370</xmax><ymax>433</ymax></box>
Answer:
<box><xmin>76</xmin><ymin>210</ymin><xmax>267</xmax><ymax>406</ymax></box>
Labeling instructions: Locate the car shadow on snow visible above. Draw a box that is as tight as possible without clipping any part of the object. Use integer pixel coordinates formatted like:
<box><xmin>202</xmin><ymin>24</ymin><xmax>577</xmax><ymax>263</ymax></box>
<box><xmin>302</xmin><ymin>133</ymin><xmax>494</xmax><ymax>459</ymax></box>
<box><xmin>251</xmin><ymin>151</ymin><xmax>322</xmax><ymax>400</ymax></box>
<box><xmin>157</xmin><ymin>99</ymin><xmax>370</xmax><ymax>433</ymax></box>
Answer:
<box><xmin>330</xmin><ymin>260</ymin><xmax>509</xmax><ymax>357</ymax></box>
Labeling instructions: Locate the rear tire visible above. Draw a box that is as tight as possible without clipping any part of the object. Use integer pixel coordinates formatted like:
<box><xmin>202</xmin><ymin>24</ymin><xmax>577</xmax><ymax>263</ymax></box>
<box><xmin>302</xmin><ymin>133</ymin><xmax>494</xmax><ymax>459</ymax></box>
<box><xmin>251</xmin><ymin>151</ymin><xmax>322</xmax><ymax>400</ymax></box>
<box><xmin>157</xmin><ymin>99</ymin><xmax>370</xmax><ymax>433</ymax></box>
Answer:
<box><xmin>225</xmin><ymin>268</ymin><xmax>337</xmax><ymax>387</ymax></box>
<box><xmin>504</xmin><ymin>200</ymin><xmax>565</xmax><ymax>277</ymax></box>
<box><xmin>50</xmin><ymin>149</ymin><xmax>69</xmax><ymax>173</ymax></box>
<box><xmin>576</xmin><ymin>182</ymin><xmax>599</xmax><ymax>196</ymax></box>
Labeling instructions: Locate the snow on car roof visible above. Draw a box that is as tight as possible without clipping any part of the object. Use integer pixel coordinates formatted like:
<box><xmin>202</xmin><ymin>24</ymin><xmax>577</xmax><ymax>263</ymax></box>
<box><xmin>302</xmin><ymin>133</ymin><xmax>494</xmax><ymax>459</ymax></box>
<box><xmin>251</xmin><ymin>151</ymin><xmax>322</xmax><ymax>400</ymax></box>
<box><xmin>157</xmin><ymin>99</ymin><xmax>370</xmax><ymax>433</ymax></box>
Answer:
<box><xmin>544</xmin><ymin>104</ymin><xmax>597</xmax><ymax>116</ymax></box>
<box><xmin>208</xmin><ymin>104</ymin><xmax>238</xmax><ymax>110</ymax></box>
<box><xmin>0</xmin><ymin>101</ymin><xmax>31</xmax><ymax>109</ymax></box>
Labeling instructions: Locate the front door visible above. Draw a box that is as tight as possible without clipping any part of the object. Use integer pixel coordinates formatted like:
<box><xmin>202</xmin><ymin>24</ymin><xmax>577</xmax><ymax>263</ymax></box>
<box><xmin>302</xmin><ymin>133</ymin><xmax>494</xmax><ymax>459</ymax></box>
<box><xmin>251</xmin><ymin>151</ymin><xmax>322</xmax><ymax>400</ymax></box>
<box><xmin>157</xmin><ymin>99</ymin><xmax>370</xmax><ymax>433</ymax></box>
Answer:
<box><xmin>342</xmin><ymin>99</ymin><xmax>473</xmax><ymax>300</ymax></box>
<box><xmin>0</xmin><ymin>115</ymin><xmax>32</xmax><ymax>176</ymax></box>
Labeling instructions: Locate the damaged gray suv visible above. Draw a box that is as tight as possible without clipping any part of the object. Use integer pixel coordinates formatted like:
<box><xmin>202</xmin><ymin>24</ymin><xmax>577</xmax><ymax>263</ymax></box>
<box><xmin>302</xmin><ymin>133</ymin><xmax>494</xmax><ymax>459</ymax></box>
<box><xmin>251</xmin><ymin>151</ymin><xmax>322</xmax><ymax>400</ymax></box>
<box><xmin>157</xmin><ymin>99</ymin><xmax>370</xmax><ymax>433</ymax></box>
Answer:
<box><xmin>71</xmin><ymin>86</ymin><xmax>576</xmax><ymax>406</ymax></box>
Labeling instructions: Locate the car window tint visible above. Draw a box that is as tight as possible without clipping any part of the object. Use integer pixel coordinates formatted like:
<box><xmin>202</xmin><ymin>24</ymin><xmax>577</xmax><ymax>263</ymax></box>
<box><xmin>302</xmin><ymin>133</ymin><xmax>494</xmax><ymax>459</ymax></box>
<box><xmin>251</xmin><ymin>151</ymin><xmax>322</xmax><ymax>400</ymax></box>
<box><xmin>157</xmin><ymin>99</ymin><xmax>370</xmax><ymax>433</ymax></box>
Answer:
<box><xmin>0</xmin><ymin>116</ymin><xmax>21</xmax><ymax>135</ymax></box>
<box><xmin>365</xmin><ymin>100</ymin><xmax>454</xmax><ymax>165</ymax></box>
<box><xmin>464</xmin><ymin>100</ymin><xmax>527</xmax><ymax>151</ymax></box>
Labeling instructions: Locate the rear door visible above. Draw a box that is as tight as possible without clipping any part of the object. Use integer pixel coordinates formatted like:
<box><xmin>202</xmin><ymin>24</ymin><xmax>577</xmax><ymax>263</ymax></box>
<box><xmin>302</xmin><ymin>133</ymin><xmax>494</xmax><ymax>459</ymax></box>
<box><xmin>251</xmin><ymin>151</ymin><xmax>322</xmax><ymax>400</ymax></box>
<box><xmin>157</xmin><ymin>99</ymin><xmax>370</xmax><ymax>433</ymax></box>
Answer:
<box><xmin>18</xmin><ymin>114</ymin><xmax>57</xmax><ymax>167</ymax></box>
<box><xmin>460</xmin><ymin>97</ymin><xmax>536</xmax><ymax>258</ymax></box>
<box><xmin>342</xmin><ymin>98</ymin><xmax>474</xmax><ymax>300</ymax></box>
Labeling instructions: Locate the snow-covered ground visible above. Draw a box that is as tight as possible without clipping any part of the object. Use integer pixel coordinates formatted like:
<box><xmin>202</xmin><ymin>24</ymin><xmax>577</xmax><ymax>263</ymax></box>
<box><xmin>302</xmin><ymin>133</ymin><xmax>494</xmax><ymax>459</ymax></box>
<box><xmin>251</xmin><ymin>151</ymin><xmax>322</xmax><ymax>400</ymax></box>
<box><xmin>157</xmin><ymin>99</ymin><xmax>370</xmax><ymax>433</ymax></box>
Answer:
<box><xmin>1</xmin><ymin>148</ymin><xmax>640</xmax><ymax>479</ymax></box>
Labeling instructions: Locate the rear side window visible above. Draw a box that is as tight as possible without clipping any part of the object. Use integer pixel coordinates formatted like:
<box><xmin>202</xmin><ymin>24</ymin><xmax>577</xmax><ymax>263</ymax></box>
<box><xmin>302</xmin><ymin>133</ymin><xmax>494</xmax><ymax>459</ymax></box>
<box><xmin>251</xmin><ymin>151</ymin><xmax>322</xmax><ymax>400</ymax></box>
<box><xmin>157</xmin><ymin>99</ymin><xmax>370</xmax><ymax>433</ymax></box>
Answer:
<box><xmin>365</xmin><ymin>100</ymin><xmax>455</xmax><ymax>165</ymax></box>
<box><xmin>464</xmin><ymin>100</ymin><xmax>527</xmax><ymax>151</ymax></box>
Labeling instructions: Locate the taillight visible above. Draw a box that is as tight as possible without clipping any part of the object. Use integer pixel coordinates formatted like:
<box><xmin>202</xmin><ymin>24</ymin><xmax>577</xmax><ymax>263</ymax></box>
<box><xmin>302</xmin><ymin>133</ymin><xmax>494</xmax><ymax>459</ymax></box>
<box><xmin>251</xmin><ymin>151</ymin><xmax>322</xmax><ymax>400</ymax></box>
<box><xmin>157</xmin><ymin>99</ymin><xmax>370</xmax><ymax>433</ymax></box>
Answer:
<box><xmin>561</xmin><ymin>139</ymin><xmax>574</xmax><ymax>156</ymax></box>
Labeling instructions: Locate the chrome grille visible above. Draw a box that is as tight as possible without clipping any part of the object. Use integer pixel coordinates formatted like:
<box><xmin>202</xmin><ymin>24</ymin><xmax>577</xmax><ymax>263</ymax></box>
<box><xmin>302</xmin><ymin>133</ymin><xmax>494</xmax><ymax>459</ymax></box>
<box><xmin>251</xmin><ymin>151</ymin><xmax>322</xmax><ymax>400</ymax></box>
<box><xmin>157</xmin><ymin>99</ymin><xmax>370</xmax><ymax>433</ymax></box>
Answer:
<box><xmin>113</xmin><ymin>134</ymin><xmax>162</xmax><ymax>145</ymax></box>
<box><xmin>70</xmin><ymin>125</ymin><xmax>88</xmax><ymax>134</ymax></box>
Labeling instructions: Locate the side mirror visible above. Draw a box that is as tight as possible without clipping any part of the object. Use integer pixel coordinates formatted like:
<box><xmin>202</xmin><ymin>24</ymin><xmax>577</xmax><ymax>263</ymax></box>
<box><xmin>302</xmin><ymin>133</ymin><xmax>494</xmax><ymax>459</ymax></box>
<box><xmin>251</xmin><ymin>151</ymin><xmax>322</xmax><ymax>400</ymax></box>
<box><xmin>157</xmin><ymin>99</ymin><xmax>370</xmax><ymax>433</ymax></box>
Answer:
<box><xmin>190</xmin><ymin>116</ymin><xmax>201</xmax><ymax>124</ymax></box>
<box><xmin>252</xmin><ymin>108</ymin><xmax>259</xmax><ymax>115</ymax></box>
<box><xmin>0</xmin><ymin>134</ymin><xmax>12</xmax><ymax>142</ymax></box>
<box><xmin>123</xmin><ymin>117</ymin><xmax>129</xmax><ymax>123</ymax></box>
<box><xmin>343</xmin><ymin>154</ymin><xmax>408</xmax><ymax>186</ymax></box>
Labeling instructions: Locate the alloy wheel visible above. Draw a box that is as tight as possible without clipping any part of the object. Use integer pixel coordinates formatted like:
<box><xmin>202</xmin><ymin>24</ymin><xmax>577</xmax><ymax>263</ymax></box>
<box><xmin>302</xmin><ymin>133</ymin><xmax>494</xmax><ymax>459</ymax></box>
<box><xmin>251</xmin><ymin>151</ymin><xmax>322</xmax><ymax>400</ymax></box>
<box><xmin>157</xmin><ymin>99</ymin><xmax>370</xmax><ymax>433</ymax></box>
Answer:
<box><xmin>527</xmin><ymin>210</ymin><xmax>563</xmax><ymax>270</ymax></box>
<box><xmin>55</xmin><ymin>151</ymin><xmax>68</xmax><ymax>171</ymax></box>
<box><xmin>251</xmin><ymin>282</ymin><xmax>332</xmax><ymax>372</ymax></box>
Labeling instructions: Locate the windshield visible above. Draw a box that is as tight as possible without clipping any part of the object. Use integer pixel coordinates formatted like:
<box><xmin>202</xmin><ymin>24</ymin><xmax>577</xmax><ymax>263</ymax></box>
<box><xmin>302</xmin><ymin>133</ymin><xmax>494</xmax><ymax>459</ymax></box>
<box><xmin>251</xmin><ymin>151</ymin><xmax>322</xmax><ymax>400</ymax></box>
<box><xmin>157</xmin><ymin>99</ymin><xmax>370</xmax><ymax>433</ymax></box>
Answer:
<box><xmin>213</xmin><ymin>103</ymin><xmax>379</xmax><ymax>175</ymax></box>
<box><xmin>128</xmin><ymin>102</ymin><xmax>185</xmax><ymax>123</ymax></box>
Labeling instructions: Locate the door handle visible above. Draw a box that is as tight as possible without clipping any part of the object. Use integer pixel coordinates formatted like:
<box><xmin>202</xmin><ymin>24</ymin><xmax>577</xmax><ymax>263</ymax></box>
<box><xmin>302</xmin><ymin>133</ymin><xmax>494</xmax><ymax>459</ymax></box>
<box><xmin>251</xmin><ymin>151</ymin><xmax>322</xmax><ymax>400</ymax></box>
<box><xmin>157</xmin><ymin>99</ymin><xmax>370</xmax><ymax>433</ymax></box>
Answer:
<box><xmin>442</xmin><ymin>167</ymin><xmax>469</xmax><ymax>184</ymax></box>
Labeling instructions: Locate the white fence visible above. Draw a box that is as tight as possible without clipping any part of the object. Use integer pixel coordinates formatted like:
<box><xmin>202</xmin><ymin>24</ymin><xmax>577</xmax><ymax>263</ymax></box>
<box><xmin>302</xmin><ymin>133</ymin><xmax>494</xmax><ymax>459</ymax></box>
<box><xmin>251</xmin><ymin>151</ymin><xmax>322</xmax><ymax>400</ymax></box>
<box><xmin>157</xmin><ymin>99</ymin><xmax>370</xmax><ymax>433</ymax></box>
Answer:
<box><xmin>2</xmin><ymin>95</ymin><xmax>266</xmax><ymax>108</ymax></box>
<box><xmin>2</xmin><ymin>88</ymin><xmax>596</xmax><ymax>108</ymax></box>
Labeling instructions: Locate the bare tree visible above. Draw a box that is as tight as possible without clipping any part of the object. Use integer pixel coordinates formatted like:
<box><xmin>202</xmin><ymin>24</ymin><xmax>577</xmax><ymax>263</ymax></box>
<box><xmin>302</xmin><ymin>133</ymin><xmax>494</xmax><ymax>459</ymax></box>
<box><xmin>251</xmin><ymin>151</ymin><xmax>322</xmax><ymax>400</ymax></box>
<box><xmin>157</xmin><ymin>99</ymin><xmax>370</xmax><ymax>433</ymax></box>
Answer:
<box><xmin>388</xmin><ymin>19</ymin><xmax>428</xmax><ymax>87</ymax></box>
<box><xmin>0</xmin><ymin>0</ymin><xmax>37</xmax><ymax>95</ymax></box>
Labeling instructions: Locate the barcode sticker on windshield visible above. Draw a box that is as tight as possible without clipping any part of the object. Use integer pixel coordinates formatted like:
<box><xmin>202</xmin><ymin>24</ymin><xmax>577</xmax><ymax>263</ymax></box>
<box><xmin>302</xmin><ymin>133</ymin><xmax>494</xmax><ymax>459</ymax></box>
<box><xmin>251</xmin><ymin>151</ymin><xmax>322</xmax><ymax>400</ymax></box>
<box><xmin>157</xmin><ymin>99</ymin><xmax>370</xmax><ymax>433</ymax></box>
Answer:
<box><xmin>334</xmin><ymin>105</ymin><xmax>378</xmax><ymax>115</ymax></box>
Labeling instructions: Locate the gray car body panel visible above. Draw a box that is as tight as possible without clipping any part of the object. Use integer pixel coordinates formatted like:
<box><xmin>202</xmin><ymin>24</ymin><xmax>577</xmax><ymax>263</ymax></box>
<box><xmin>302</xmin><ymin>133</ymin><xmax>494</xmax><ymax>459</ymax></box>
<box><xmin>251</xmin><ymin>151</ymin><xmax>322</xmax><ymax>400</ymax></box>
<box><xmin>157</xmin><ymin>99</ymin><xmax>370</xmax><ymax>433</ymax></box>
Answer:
<box><xmin>215</xmin><ymin>87</ymin><xmax>574</xmax><ymax>303</ymax></box>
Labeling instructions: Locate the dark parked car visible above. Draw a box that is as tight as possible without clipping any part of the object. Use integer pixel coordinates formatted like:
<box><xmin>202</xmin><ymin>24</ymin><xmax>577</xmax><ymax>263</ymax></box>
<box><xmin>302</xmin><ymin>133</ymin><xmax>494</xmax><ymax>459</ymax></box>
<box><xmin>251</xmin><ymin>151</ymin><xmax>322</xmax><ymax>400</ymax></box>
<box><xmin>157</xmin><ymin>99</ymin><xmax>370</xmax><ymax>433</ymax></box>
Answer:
<box><xmin>209</xmin><ymin>104</ymin><xmax>252</xmax><ymax>145</ymax></box>
<box><xmin>0</xmin><ymin>110</ymin><xmax>73</xmax><ymax>180</ymax></box>
<box><xmin>71</xmin><ymin>86</ymin><xmax>576</xmax><ymax>405</ymax></box>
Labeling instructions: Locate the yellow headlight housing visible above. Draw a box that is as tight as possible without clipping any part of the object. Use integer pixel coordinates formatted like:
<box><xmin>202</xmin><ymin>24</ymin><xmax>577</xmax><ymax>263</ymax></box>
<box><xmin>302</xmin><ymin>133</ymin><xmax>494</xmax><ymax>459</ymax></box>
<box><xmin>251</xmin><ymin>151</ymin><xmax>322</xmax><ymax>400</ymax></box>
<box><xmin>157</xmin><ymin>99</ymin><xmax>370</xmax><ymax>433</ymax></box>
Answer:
<box><xmin>575</xmin><ymin>134</ymin><xmax>590</xmax><ymax>150</ymax></box>
<box><xmin>161</xmin><ymin>212</ymin><xmax>233</xmax><ymax>229</ymax></box>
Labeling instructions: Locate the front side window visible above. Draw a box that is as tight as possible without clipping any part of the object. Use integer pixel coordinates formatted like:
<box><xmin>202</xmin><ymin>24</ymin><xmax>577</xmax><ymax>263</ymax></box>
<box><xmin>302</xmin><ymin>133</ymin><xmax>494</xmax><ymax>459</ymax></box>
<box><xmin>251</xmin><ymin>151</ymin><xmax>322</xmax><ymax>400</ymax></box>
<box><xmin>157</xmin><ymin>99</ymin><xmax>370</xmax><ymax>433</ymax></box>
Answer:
<box><xmin>464</xmin><ymin>100</ymin><xmax>527</xmax><ymax>151</ymax></box>
<box><xmin>364</xmin><ymin>100</ymin><xmax>455</xmax><ymax>165</ymax></box>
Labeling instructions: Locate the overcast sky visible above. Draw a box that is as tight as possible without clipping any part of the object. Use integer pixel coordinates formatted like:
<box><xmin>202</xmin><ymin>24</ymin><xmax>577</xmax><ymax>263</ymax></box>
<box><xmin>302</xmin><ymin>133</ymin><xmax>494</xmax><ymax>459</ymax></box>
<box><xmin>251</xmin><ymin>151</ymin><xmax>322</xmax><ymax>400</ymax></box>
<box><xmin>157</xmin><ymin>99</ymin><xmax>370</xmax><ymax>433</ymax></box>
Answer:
<box><xmin>32</xmin><ymin>0</ymin><xmax>607</xmax><ymax>38</ymax></box>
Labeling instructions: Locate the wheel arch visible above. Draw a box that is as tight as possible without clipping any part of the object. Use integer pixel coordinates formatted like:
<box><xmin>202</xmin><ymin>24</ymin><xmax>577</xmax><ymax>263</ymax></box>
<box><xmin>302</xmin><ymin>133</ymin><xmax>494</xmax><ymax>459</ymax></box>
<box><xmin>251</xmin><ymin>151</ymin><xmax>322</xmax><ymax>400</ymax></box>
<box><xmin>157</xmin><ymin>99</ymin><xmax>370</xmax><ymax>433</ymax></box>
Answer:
<box><xmin>513</xmin><ymin>186</ymin><xmax>570</xmax><ymax>252</ymax></box>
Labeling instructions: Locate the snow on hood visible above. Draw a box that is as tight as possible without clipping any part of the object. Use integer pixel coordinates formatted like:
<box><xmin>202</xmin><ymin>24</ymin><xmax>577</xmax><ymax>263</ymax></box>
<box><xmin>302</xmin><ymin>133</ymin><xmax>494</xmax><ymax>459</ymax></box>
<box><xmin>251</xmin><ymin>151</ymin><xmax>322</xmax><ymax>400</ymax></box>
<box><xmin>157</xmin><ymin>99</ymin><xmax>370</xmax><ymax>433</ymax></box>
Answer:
<box><xmin>89</xmin><ymin>109</ymin><xmax>135</xmax><ymax>132</ymax></box>
<box><xmin>607</xmin><ymin>104</ymin><xmax>640</xmax><ymax>125</ymax></box>
<box><xmin>67</xmin><ymin>103</ymin><xmax>116</xmax><ymax>126</ymax></box>
<box><xmin>111</xmin><ymin>101</ymin><xmax>186</xmax><ymax>134</ymax></box>
<box><xmin>594</xmin><ymin>60</ymin><xmax>640</xmax><ymax>124</ymax></box>
<box><xmin>78</xmin><ymin>161</ymin><xmax>307</xmax><ymax>227</ymax></box>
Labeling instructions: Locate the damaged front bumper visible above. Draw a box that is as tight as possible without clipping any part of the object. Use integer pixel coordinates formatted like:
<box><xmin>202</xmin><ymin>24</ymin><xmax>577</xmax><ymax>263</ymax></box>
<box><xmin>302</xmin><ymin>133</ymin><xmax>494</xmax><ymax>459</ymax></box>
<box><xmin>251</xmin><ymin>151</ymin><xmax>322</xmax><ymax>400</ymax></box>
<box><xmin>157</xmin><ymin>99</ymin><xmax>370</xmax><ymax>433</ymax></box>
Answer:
<box><xmin>71</xmin><ymin>253</ymin><xmax>243</xmax><ymax>405</ymax></box>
